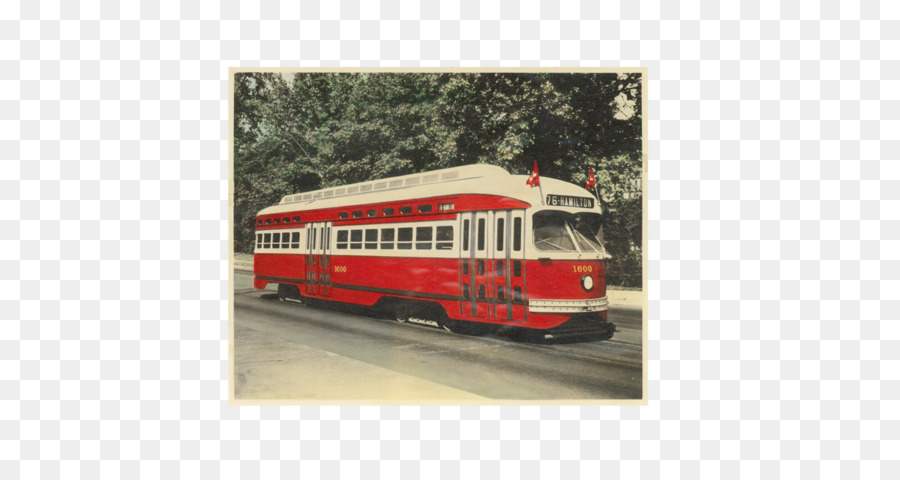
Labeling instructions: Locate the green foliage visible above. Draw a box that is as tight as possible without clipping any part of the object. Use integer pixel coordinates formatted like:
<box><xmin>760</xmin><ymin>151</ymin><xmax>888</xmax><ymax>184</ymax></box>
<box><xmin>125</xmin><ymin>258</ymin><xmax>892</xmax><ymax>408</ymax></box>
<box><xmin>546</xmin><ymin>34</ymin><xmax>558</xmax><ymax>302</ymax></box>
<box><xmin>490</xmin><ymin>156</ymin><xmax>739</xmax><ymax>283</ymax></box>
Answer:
<box><xmin>233</xmin><ymin>72</ymin><xmax>644</xmax><ymax>287</ymax></box>
<box><xmin>602</xmin><ymin>195</ymin><xmax>643</xmax><ymax>288</ymax></box>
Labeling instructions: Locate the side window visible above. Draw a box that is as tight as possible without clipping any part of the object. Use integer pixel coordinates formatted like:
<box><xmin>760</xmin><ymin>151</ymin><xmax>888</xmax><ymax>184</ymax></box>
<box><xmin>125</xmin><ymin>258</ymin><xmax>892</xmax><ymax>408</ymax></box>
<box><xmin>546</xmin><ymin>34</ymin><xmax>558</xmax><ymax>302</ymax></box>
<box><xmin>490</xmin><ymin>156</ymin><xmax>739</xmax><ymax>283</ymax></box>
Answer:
<box><xmin>337</xmin><ymin>230</ymin><xmax>348</xmax><ymax>249</ymax></box>
<box><xmin>256</xmin><ymin>233</ymin><xmax>262</xmax><ymax>249</ymax></box>
<box><xmin>272</xmin><ymin>232</ymin><xmax>280</xmax><ymax>249</ymax></box>
<box><xmin>462</xmin><ymin>219</ymin><xmax>469</xmax><ymax>251</ymax></box>
<box><xmin>367</xmin><ymin>209</ymin><xmax>378</xmax><ymax>217</ymax></box>
<box><xmin>477</xmin><ymin>218</ymin><xmax>485</xmax><ymax>251</ymax></box>
<box><xmin>380</xmin><ymin>228</ymin><xmax>395</xmax><ymax>250</ymax></box>
<box><xmin>352</xmin><ymin>210</ymin><xmax>363</xmax><ymax>218</ymax></box>
<box><xmin>397</xmin><ymin>227</ymin><xmax>413</xmax><ymax>250</ymax></box>
<box><xmin>416</xmin><ymin>226</ymin><xmax>432</xmax><ymax>250</ymax></box>
<box><xmin>264</xmin><ymin>233</ymin><xmax>271</xmax><ymax>248</ymax></box>
<box><xmin>496</xmin><ymin>217</ymin><xmax>505</xmax><ymax>251</ymax></box>
<box><xmin>291</xmin><ymin>232</ymin><xmax>300</xmax><ymax>249</ymax></box>
<box><xmin>399</xmin><ymin>206</ymin><xmax>413</xmax><ymax>215</ymax></box>
<box><xmin>382</xmin><ymin>207</ymin><xmax>395</xmax><ymax>216</ymax></box>
<box><xmin>365</xmin><ymin>229</ymin><xmax>378</xmax><ymax>249</ymax></box>
<box><xmin>281</xmin><ymin>232</ymin><xmax>289</xmax><ymax>249</ymax></box>
<box><xmin>311</xmin><ymin>228</ymin><xmax>316</xmax><ymax>250</ymax></box>
<box><xmin>350</xmin><ymin>230</ymin><xmax>362</xmax><ymax>249</ymax></box>
<box><xmin>513</xmin><ymin>217</ymin><xmax>522</xmax><ymax>251</ymax></box>
<box><xmin>417</xmin><ymin>204</ymin><xmax>432</xmax><ymax>213</ymax></box>
<box><xmin>436</xmin><ymin>226</ymin><xmax>453</xmax><ymax>250</ymax></box>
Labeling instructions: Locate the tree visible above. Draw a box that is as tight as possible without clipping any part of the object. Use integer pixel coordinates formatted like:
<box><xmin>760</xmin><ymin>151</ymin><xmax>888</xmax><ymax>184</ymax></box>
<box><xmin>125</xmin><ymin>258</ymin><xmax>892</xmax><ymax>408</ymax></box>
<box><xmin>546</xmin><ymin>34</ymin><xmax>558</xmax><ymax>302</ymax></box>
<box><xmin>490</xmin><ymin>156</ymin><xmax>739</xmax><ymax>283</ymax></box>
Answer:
<box><xmin>232</xmin><ymin>72</ymin><xmax>644</xmax><ymax>287</ymax></box>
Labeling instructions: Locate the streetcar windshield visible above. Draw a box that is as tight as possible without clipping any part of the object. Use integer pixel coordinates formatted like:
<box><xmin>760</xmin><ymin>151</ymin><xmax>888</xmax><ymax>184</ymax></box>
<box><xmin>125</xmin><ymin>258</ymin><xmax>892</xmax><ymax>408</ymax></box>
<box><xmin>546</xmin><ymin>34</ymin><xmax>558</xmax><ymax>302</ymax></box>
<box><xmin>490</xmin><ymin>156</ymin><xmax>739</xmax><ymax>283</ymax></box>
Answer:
<box><xmin>533</xmin><ymin>210</ymin><xmax>606</xmax><ymax>253</ymax></box>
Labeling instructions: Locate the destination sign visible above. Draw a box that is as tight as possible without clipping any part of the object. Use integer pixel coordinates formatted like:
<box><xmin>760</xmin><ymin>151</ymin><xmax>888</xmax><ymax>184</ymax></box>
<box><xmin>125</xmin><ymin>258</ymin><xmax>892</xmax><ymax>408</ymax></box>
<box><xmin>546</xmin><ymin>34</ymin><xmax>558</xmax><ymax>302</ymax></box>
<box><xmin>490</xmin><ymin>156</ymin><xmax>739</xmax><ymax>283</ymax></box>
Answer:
<box><xmin>545</xmin><ymin>194</ymin><xmax>594</xmax><ymax>208</ymax></box>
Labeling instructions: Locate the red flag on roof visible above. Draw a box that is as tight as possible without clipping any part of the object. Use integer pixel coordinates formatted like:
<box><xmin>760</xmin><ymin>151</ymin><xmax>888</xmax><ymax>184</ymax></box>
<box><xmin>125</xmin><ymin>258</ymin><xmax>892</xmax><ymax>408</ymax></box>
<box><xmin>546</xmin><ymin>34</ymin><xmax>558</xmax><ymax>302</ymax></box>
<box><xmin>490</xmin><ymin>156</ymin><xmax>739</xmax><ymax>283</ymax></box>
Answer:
<box><xmin>525</xmin><ymin>160</ymin><xmax>540</xmax><ymax>188</ymax></box>
<box><xmin>585</xmin><ymin>167</ymin><xmax>596</xmax><ymax>189</ymax></box>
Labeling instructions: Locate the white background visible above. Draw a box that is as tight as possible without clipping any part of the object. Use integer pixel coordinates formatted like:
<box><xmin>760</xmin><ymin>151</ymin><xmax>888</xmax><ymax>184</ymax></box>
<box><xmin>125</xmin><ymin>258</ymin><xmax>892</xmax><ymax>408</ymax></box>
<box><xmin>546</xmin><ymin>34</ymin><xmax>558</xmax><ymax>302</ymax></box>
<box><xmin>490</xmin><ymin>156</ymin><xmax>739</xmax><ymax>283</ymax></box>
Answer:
<box><xmin>3</xmin><ymin>1</ymin><xmax>894</xmax><ymax>478</ymax></box>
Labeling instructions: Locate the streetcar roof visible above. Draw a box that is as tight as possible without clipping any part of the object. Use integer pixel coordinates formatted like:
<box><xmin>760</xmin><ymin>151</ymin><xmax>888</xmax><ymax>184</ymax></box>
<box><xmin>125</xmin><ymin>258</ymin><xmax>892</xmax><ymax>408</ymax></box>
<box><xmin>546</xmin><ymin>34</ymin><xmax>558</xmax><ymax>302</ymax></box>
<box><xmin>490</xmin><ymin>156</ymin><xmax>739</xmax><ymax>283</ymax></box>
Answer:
<box><xmin>257</xmin><ymin>164</ymin><xmax>602</xmax><ymax>216</ymax></box>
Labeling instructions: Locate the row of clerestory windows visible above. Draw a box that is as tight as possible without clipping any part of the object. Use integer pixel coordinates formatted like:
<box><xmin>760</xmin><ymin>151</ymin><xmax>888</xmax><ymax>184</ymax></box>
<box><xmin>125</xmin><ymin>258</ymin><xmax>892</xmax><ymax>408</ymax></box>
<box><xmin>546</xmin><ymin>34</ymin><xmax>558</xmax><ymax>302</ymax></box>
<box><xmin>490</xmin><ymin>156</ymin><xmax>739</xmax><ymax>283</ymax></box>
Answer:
<box><xmin>258</xmin><ymin>202</ymin><xmax>454</xmax><ymax>226</ymax></box>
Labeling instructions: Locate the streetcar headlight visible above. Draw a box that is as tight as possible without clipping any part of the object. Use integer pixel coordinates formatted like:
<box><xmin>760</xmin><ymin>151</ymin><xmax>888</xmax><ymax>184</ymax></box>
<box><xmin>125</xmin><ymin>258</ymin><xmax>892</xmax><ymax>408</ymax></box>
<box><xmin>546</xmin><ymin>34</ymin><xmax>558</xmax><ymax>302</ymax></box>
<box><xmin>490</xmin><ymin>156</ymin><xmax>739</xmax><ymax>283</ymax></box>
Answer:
<box><xmin>580</xmin><ymin>274</ymin><xmax>594</xmax><ymax>291</ymax></box>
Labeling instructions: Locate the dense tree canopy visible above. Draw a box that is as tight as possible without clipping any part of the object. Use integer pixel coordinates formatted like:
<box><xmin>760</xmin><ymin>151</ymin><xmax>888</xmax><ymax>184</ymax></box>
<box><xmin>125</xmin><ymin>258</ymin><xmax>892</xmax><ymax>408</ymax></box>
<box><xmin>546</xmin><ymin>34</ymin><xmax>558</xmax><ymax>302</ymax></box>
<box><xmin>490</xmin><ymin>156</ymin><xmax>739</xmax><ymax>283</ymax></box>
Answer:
<box><xmin>234</xmin><ymin>72</ymin><xmax>643</xmax><ymax>287</ymax></box>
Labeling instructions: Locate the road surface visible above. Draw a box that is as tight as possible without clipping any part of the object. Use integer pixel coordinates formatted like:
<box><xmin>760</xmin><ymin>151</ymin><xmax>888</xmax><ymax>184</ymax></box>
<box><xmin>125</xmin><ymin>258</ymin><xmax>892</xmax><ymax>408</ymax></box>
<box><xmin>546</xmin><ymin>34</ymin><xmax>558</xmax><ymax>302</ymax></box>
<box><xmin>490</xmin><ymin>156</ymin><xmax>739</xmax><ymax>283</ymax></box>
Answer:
<box><xmin>232</xmin><ymin>270</ymin><xmax>644</xmax><ymax>401</ymax></box>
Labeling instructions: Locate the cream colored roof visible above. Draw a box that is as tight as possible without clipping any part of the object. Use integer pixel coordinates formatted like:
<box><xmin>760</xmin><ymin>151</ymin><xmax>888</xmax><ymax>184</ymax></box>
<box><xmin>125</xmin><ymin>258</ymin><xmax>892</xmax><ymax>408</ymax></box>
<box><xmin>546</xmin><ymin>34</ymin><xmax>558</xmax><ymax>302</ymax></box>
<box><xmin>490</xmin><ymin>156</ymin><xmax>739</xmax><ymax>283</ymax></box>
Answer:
<box><xmin>257</xmin><ymin>164</ymin><xmax>602</xmax><ymax>216</ymax></box>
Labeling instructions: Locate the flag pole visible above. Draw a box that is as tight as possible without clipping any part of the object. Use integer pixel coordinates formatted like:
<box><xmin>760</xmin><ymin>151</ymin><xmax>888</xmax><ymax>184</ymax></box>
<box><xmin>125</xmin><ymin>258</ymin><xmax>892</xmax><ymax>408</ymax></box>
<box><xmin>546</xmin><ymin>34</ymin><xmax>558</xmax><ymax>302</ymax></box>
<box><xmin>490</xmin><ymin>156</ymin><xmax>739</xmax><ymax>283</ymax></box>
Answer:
<box><xmin>538</xmin><ymin>177</ymin><xmax>545</xmax><ymax>205</ymax></box>
<box><xmin>528</xmin><ymin>159</ymin><xmax>545</xmax><ymax>205</ymax></box>
<box><xmin>587</xmin><ymin>166</ymin><xmax>600</xmax><ymax>203</ymax></box>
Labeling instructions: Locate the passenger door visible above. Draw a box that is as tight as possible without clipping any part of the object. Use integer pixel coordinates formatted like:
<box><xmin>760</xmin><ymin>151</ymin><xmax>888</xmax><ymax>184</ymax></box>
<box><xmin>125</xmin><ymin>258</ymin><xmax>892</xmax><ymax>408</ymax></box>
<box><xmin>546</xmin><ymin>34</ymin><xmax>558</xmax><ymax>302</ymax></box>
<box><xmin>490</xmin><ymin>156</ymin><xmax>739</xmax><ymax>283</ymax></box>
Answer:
<box><xmin>460</xmin><ymin>211</ymin><xmax>494</xmax><ymax>318</ymax></box>
<box><xmin>496</xmin><ymin>210</ymin><xmax>527</xmax><ymax>323</ymax></box>
<box><xmin>305</xmin><ymin>221</ymin><xmax>332</xmax><ymax>297</ymax></box>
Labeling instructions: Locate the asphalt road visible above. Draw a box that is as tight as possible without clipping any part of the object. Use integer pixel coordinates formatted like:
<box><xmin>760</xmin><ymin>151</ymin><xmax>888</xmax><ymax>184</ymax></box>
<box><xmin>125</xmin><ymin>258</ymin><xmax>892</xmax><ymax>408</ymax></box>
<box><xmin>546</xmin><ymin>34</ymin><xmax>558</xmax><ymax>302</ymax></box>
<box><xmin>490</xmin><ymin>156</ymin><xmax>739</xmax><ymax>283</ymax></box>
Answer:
<box><xmin>232</xmin><ymin>270</ymin><xmax>644</xmax><ymax>401</ymax></box>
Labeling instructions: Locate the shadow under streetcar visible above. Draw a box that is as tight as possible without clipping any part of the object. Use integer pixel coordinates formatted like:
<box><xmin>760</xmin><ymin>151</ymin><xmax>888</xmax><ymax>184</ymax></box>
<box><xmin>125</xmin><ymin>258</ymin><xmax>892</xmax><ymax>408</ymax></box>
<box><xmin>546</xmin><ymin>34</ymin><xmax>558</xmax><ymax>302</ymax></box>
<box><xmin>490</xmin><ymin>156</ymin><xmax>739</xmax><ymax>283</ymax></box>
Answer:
<box><xmin>259</xmin><ymin>291</ymin><xmax>616</xmax><ymax>345</ymax></box>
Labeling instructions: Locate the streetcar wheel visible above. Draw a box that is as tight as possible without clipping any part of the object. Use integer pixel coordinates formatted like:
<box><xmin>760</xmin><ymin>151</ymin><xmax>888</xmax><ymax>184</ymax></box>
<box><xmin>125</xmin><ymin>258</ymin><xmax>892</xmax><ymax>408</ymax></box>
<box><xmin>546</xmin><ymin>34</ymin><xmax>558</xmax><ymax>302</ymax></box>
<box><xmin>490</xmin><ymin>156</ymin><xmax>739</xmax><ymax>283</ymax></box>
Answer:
<box><xmin>440</xmin><ymin>319</ymin><xmax>475</xmax><ymax>335</ymax></box>
<box><xmin>277</xmin><ymin>284</ymin><xmax>301</xmax><ymax>303</ymax></box>
<box><xmin>393</xmin><ymin>309</ymin><xmax>410</xmax><ymax>323</ymax></box>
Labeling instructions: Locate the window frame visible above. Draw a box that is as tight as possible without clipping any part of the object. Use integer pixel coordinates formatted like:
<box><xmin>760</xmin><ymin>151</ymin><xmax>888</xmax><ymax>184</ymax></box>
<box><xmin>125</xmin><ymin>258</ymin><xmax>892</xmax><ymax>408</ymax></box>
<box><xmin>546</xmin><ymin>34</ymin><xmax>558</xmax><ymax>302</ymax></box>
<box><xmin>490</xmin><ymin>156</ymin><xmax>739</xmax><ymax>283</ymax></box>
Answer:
<box><xmin>350</xmin><ymin>229</ymin><xmax>363</xmax><ymax>249</ymax></box>
<box><xmin>380</xmin><ymin>228</ymin><xmax>395</xmax><ymax>250</ymax></box>
<box><xmin>415</xmin><ymin>226</ymin><xmax>433</xmax><ymax>250</ymax></box>
<box><xmin>397</xmin><ymin>227</ymin><xmax>413</xmax><ymax>250</ymax></box>
<box><xmin>436</xmin><ymin>225</ymin><xmax>453</xmax><ymax>250</ymax></box>
<box><xmin>365</xmin><ymin>228</ymin><xmax>378</xmax><ymax>249</ymax></box>
<box><xmin>477</xmin><ymin>218</ymin><xmax>485</xmax><ymax>251</ymax></box>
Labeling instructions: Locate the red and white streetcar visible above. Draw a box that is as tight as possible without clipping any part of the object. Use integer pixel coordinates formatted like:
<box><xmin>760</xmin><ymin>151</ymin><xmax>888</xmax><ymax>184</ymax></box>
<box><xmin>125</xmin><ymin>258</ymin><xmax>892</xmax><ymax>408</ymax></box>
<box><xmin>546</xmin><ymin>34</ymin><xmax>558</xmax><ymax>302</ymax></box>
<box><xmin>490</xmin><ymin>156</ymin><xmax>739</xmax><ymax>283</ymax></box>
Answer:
<box><xmin>253</xmin><ymin>164</ymin><xmax>615</xmax><ymax>337</ymax></box>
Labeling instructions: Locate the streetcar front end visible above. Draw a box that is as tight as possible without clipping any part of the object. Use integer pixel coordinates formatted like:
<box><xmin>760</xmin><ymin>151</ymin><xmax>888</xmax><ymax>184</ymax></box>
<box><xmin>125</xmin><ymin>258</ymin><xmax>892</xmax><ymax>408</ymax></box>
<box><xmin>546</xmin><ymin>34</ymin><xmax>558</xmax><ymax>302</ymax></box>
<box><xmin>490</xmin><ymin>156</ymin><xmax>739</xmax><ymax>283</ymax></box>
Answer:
<box><xmin>520</xmin><ymin>182</ymin><xmax>615</xmax><ymax>336</ymax></box>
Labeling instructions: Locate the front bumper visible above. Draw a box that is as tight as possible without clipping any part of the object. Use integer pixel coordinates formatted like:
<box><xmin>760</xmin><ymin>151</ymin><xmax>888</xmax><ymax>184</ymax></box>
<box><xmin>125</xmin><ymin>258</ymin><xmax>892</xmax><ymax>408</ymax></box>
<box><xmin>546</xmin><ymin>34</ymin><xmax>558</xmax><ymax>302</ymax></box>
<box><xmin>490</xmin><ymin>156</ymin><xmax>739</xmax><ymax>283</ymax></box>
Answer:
<box><xmin>528</xmin><ymin>297</ymin><xmax>609</xmax><ymax>313</ymax></box>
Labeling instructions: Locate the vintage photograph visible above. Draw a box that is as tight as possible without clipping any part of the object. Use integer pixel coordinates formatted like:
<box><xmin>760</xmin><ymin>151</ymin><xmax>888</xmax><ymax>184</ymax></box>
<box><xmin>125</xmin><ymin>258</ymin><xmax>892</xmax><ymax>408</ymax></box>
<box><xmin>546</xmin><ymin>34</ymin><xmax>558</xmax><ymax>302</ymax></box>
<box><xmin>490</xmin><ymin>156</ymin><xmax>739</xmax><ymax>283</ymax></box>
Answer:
<box><xmin>229</xmin><ymin>69</ymin><xmax>646</xmax><ymax>404</ymax></box>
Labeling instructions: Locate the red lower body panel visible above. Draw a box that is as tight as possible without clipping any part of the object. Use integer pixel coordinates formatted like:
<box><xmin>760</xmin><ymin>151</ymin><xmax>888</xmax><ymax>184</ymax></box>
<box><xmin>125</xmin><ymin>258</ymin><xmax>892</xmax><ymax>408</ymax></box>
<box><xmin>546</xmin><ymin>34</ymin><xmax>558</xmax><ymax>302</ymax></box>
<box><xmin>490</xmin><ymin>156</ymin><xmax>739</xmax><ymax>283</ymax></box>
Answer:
<box><xmin>253</xmin><ymin>253</ymin><xmax>609</xmax><ymax>330</ymax></box>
